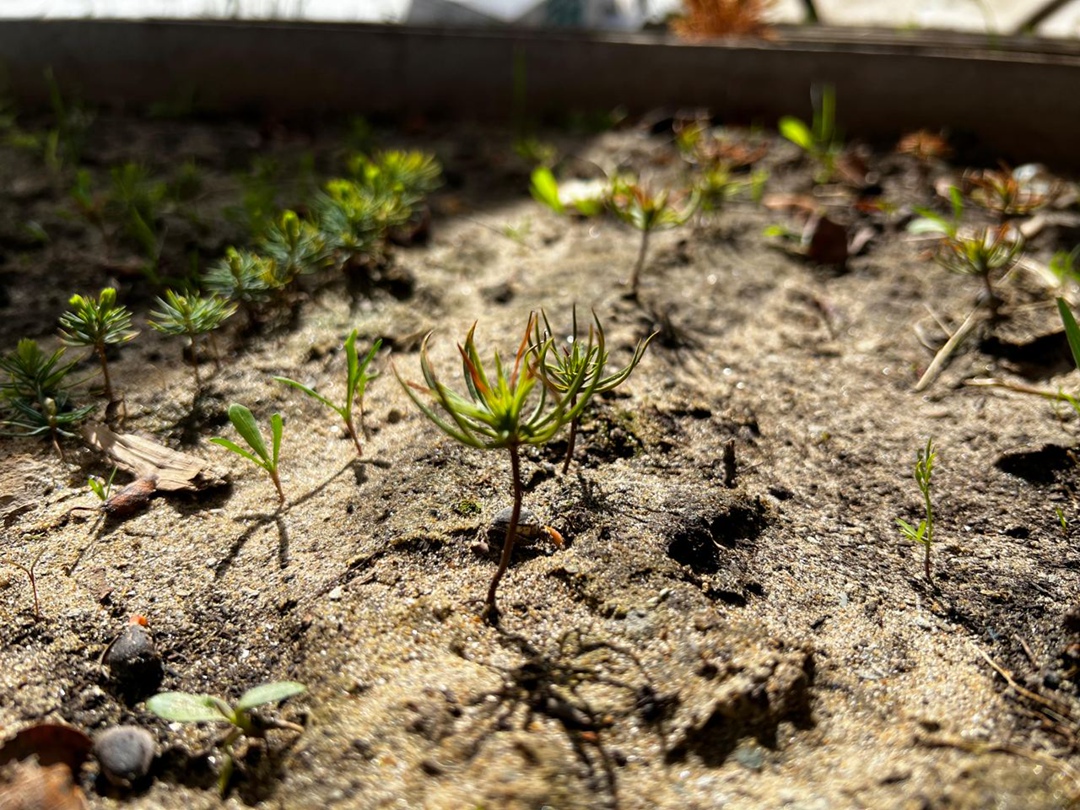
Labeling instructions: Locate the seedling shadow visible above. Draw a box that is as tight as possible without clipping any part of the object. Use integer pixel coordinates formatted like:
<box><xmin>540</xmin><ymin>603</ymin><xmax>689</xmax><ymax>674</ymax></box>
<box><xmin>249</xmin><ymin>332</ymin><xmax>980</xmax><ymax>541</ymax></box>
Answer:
<box><xmin>212</xmin><ymin>457</ymin><xmax>387</xmax><ymax>579</ymax></box>
<box><xmin>449</xmin><ymin>628</ymin><xmax>662</xmax><ymax>808</ymax></box>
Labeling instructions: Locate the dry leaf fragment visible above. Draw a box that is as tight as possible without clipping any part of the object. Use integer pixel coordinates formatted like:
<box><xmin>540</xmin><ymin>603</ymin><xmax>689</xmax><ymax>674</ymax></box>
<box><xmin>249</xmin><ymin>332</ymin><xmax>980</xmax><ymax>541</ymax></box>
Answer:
<box><xmin>0</xmin><ymin>761</ymin><xmax>87</xmax><ymax>810</ymax></box>
<box><xmin>81</xmin><ymin>423</ymin><xmax>226</xmax><ymax>492</ymax></box>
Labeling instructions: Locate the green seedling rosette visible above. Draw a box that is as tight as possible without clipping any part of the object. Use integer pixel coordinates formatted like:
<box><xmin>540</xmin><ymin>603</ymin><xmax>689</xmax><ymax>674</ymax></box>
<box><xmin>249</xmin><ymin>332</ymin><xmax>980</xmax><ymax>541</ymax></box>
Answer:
<box><xmin>147</xmin><ymin>681</ymin><xmax>306</xmax><ymax>796</ymax></box>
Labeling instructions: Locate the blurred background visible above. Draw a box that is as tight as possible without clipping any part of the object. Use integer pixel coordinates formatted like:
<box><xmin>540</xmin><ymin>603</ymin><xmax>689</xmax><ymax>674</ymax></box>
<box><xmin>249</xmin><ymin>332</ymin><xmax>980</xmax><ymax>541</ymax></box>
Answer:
<box><xmin>0</xmin><ymin>0</ymin><xmax>1078</xmax><ymax>38</ymax></box>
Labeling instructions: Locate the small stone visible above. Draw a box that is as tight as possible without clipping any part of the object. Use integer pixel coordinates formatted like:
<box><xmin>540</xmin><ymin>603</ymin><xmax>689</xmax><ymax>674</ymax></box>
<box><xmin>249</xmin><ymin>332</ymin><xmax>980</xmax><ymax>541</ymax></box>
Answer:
<box><xmin>103</xmin><ymin>619</ymin><xmax>163</xmax><ymax>701</ymax></box>
<box><xmin>93</xmin><ymin>726</ymin><xmax>155</xmax><ymax>786</ymax></box>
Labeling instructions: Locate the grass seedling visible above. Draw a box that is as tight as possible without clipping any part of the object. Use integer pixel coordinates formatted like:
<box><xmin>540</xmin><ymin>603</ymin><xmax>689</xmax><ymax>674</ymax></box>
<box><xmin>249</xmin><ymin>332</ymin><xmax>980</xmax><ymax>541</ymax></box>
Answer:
<box><xmin>779</xmin><ymin>85</ymin><xmax>841</xmax><ymax>183</ymax></box>
<box><xmin>211</xmin><ymin>403</ymin><xmax>285</xmax><ymax>505</ymax></box>
<box><xmin>535</xmin><ymin>308</ymin><xmax>653</xmax><ymax>472</ymax></box>
<box><xmin>896</xmin><ymin>438</ymin><xmax>937</xmax><ymax>582</ymax></box>
<box><xmin>58</xmin><ymin>287</ymin><xmax>138</xmax><ymax>406</ymax></box>
<box><xmin>148</xmin><ymin>290</ymin><xmax>236</xmax><ymax>388</ymax></box>
<box><xmin>275</xmin><ymin>332</ymin><xmax>381</xmax><ymax>457</ymax></box>
<box><xmin>395</xmin><ymin>313</ymin><xmax>606</xmax><ymax>622</ymax></box>
<box><xmin>146</xmin><ymin>681</ymin><xmax>305</xmax><ymax>796</ymax></box>
<box><xmin>1</xmin><ymin>548</ymin><xmax>45</xmax><ymax>620</ymax></box>
<box><xmin>606</xmin><ymin>176</ymin><xmax>699</xmax><ymax>301</ymax></box>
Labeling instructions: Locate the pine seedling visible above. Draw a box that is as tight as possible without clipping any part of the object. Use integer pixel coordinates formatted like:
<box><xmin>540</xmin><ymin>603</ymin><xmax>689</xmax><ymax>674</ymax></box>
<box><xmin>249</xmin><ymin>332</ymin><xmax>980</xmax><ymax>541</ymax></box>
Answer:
<box><xmin>275</xmin><ymin>332</ymin><xmax>380</xmax><ymax>457</ymax></box>
<box><xmin>256</xmin><ymin>210</ymin><xmax>330</xmax><ymax>284</ymax></box>
<box><xmin>202</xmin><ymin>248</ymin><xmax>279</xmax><ymax>318</ymax></box>
<box><xmin>211</xmin><ymin>403</ymin><xmax>285</xmax><ymax>505</ymax></box>
<box><xmin>146</xmin><ymin>681</ymin><xmax>305</xmax><ymax>796</ymax></box>
<box><xmin>148</xmin><ymin>290</ymin><xmax>236</xmax><ymax>387</ymax></box>
<box><xmin>535</xmin><ymin>308</ymin><xmax>654</xmax><ymax>472</ymax></box>
<box><xmin>58</xmin><ymin>287</ymin><xmax>139</xmax><ymax>405</ymax></box>
<box><xmin>395</xmin><ymin>314</ymin><xmax>605</xmax><ymax>622</ymax></box>
<box><xmin>932</xmin><ymin>224</ymin><xmax>1024</xmax><ymax>316</ymax></box>
<box><xmin>896</xmin><ymin>438</ymin><xmax>937</xmax><ymax>582</ymax></box>
<box><xmin>606</xmin><ymin>176</ymin><xmax>699</xmax><ymax>301</ymax></box>
<box><xmin>0</xmin><ymin>339</ymin><xmax>93</xmax><ymax>458</ymax></box>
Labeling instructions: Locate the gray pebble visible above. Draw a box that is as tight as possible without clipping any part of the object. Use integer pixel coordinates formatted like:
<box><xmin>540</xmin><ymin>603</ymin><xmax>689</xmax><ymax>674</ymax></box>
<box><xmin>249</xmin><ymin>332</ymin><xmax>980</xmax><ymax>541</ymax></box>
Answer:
<box><xmin>93</xmin><ymin>725</ymin><xmax>155</xmax><ymax>785</ymax></box>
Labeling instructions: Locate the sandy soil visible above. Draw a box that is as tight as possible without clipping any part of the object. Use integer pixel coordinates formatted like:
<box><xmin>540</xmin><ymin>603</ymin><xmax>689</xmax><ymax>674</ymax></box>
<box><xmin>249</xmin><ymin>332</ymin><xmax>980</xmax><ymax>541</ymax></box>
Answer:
<box><xmin>2</xmin><ymin>111</ymin><xmax>1080</xmax><ymax>809</ymax></box>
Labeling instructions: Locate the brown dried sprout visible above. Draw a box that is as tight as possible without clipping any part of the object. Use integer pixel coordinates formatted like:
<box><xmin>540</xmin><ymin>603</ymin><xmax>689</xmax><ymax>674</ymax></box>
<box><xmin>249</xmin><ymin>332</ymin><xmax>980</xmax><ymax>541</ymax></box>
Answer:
<box><xmin>670</xmin><ymin>0</ymin><xmax>775</xmax><ymax>39</ymax></box>
<box><xmin>896</xmin><ymin>130</ymin><xmax>952</xmax><ymax>163</ymax></box>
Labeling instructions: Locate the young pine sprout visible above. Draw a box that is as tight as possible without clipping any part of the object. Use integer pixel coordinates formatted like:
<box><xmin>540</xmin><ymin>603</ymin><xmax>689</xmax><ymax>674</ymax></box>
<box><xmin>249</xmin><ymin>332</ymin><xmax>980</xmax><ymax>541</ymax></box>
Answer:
<box><xmin>535</xmin><ymin>308</ymin><xmax>654</xmax><ymax>472</ymax></box>
<box><xmin>606</xmin><ymin>176</ymin><xmax>699</xmax><ymax>301</ymax></box>
<box><xmin>274</xmin><ymin>331</ymin><xmax>381</xmax><ymax>457</ymax></box>
<box><xmin>896</xmin><ymin>438</ymin><xmax>937</xmax><ymax>582</ymax></box>
<box><xmin>58</xmin><ymin>287</ymin><xmax>138</xmax><ymax>405</ymax></box>
<box><xmin>211</xmin><ymin>403</ymin><xmax>285</xmax><ymax>505</ymax></box>
<box><xmin>932</xmin><ymin>224</ymin><xmax>1024</xmax><ymax>316</ymax></box>
<box><xmin>395</xmin><ymin>314</ymin><xmax>605</xmax><ymax>622</ymax></box>
<box><xmin>257</xmin><ymin>209</ymin><xmax>330</xmax><ymax>284</ymax></box>
<box><xmin>203</xmin><ymin>247</ymin><xmax>277</xmax><ymax>307</ymax></box>
<box><xmin>148</xmin><ymin>290</ymin><xmax>236</xmax><ymax>387</ymax></box>
<box><xmin>0</xmin><ymin>339</ymin><xmax>94</xmax><ymax>458</ymax></box>
<box><xmin>146</xmin><ymin>681</ymin><xmax>306</xmax><ymax>797</ymax></box>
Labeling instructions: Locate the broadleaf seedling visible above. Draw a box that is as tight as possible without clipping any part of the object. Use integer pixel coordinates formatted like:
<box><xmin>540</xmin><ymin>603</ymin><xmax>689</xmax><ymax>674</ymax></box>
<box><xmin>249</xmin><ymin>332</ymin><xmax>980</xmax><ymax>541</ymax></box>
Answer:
<box><xmin>395</xmin><ymin>313</ymin><xmax>607</xmax><ymax>622</ymax></box>
<box><xmin>275</xmin><ymin>332</ymin><xmax>381</xmax><ymax>457</ymax></box>
<box><xmin>146</xmin><ymin>681</ymin><xmax>306</xmax><ymax>796</ymax></box>
<box><xmin>211</xmin><ymin>403</ymin><xmax>285</xmax><ymax>504</ymax></box>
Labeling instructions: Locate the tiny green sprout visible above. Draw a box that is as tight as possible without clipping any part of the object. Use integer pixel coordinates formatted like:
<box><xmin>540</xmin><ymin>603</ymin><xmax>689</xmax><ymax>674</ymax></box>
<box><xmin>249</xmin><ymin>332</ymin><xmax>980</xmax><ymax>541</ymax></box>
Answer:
<box><xmin>606</xmin><ymin>176</ymin><xmax>699</xmax><ymax>301</ymax></box>
<box><xmin>146</xmin><ymin>681</ymin><xmax>305</xmax><ymax>796</ymax></box>
<box><xmin>88</xmin><ymin>466</ymin><xmax>118</xmax><ymax>503</ymax></box>
<box><xmin>528</xmin><ymin>167</ymin><xmax>606</xmax><ymax>218</ymax></box>
<box><xmin>1049</xmin><ymin>247</ymin><xmax>1080</xmax><ymax>289</ymax></box>
<box><xmin>211</xmin><ymin>404</ymin><xmax>285</xmax><ymax>505</ymax></box>
<box><xmin>896</xmin><ymin>438</ymin><xmax>937</xmax><ymax>582</ymax></box>
<box><xmin>530</xmin><ymin>166</ymin><xmax>564</xmax><ymax>215</ymax></box>
<box><xmin>535</xmin><ymin>307</ymin><xmax>654</xmax><ymax>473</ymax></box>
<box><xmin>275</xmin><ymin>332</ymin><xmax>381</xmax><ymax>457</ymax></box>
<box><xmin>58</xmin><ymin>287</ymin><xmax>138</xmax><ymax>405</ymax></box>
<box><xmin>1058</xmin><ymin>297</ymin><xmax>1080</xmax><ymax>373</ymax></box>
<box><xmin>148</xmin><ymin>290</ymin><xmax>237</xmax><ymax>388</ymax></box>
<box><xmin>395</xmin><ymin>313</ymin><xmax>605</xmax><ymax>622</ymax></box>
<box><xmin>1056</xmin><ymin>507</ymin><xmax>1069</xmax><ymax>537</ymax></box>
<box><xmin>907</xmin><ymin>185</ymin><xmax>965</xmax><ymax>240</ymax></box>
<box><xmin>779</xmin><ymin>84</ymin><xmax>842</xmax><ymax>183</ymax></box>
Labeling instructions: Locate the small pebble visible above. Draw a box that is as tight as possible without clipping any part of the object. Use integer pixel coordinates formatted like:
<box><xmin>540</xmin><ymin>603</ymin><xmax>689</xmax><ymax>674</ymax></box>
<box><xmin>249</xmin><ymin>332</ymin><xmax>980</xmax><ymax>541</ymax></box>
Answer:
<box><xmin>93</xmin><ymin>726</ymin><xmax>155</xmax><ymax>785</ymax></box>
<box><xmin>103</xmin><ymin>619</ymin><xmax>163</xmax><ymax>699</ymax></box>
